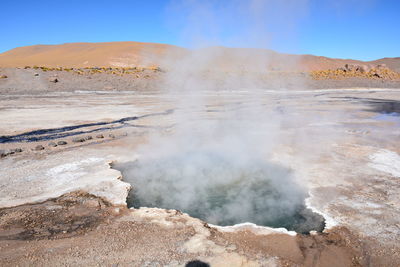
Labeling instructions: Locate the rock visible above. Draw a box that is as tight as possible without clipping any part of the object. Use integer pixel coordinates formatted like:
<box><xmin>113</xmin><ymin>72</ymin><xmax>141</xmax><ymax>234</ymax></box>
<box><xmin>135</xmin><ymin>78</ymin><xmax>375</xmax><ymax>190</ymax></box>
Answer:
<box><xmin>358</xmin><ymin>65</ymin><xmax>369</xmax><ymax>73</ymax></box>
<box><xmin>85</xmin><ymin>135</ymin><xmax>93</xmax><ymax>140</ymax></box>
<box><xmin>57</xmin><ymin>140</ymin><xmax>67</xmax><ymax>145</ymax></box>
<box><xmin>83</xmin><ymin>199</ymin><xmax>100</xmax><ymax>208</ymax></box>
<box><xmin>341</xmin><ymin>64</ymin><xmax>372</xmax><ymax>74</ymax></box>
<box><xmin>34</xmin><ymin>145</ymin><xmax>45</xmax><ymax>151</ymax></box>
<box><xmin>112</xmin><ymin>208</ymin><xmax>121</xmax><ymax>215</ymax></box>
<box><xmin>0</xmin><ymin>150</ymin><xmax>9</xmax><ymax>158</ymax></box>
<box><xmin>96</xmin><ymin>134</ymin><xmax>104</xmax><ymax>139</ymax></box>
<box><xmin>11</xmin><ymin>148</ymin><xmax>23</xmax><ymax>153</ymax></box>
<box><xmin>186</xmin><ymin>260</ymin><xmax>210</xmax><ymax>267</ymax></box>
<box><xmin>72</xmin><ymin>137</ymin><xmax>86</xmax><ymax>143</ymax></box>
<box><xmin>0</xmin><ymin>75</ymin><xmax>7</xmax><ymax>79</ymax></box>
<box><xmin>344</xmin><ymin>64</ymin><xmax>355</xmax><ymax>71</ymax></box>
<box><xmin>109</xmin><ymin>134</ymin><xmax>115</xmax><ymax>138</ymax></box>
<box><xmin>34</xmin><ymin>73</ymin><xmax>39</xmax><ymax>76</ymax></box>
<box><xmin>373</xmin><ymin>72</ymin><xmax>382</xmax><ymax>78</ymax></box>
<box><xmin>48</xmin><ymin>142</ymin><xmax>57</xmax><ymax>147</ymax></box>
<box><xmin>49</xmin><ymin>77</ymin><xmax>58</xmax><ymax>83</ymax></box>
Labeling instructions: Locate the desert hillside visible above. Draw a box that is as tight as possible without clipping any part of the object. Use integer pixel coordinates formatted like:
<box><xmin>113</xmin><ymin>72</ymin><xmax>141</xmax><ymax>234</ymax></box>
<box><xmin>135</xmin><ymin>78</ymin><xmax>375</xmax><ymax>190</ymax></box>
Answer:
<box><xmin>0</xmin><ymin>42</ymin><xmax>186</xmax><ymax>68</ymax></box>
<box><xmin>0</xmin><ymin>41</ymin><xmax>399</xmax><ymax>71</ymax></box>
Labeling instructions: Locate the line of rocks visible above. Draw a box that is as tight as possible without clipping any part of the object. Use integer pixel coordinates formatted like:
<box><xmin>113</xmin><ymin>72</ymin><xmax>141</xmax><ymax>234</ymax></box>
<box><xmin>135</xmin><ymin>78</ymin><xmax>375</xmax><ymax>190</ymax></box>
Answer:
<box><xmin>1</xmin><ymin>133</ymin><xmax>122</xmax><ymax>159</ymax></box>
<box><xmin>0</xmin><ymin>148</ymin><xmax>23</xmax><ymax>158</ymax></box>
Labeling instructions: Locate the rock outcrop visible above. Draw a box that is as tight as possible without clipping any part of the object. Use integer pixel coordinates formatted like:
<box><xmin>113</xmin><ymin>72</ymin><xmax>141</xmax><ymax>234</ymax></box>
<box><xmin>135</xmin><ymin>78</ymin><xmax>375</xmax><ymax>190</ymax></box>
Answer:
<box><xmin>311</xmin><ymin>64</ymin><xmax>400</xmax><ymax>80</ymax></box>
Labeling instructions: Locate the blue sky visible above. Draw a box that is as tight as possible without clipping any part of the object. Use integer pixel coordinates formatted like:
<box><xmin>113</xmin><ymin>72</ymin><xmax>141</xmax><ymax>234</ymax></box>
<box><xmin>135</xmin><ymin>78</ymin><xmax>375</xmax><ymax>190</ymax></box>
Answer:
<box><xmin>0</xmin><ymin>0</ymin><xmax>398</xmax><ymax>60</ymax></box>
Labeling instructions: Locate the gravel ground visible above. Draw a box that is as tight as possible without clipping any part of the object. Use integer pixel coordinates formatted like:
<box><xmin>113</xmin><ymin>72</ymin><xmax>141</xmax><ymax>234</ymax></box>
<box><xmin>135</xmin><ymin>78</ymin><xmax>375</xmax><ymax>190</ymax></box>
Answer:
<box><xmin>1</xmin><ymin>70</ymin><xmax>400</xmax><ymax>266</ymax></box>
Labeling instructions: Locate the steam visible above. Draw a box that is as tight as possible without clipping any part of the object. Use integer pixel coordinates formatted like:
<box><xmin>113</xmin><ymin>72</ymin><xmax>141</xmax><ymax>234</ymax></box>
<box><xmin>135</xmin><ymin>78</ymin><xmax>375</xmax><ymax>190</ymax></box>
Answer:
<box><xmin>120</xmin><ymin>0</ymin><xmax>327</xmax><ymax>232</ymax></box>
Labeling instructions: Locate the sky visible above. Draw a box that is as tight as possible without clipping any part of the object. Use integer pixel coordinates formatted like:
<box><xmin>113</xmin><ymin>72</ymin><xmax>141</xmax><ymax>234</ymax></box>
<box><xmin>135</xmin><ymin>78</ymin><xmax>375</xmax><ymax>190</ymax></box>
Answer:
<box><xmin>0</xmin><ymin>0</ymin><xmax>399</xmax><ymax>61</ymax></box>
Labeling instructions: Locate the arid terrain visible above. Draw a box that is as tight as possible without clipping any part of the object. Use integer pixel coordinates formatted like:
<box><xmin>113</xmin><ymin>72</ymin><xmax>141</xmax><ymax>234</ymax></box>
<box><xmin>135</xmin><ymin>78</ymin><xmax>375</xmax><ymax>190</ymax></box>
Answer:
<box><xmin>1</xmin><ymin>41</ymin><xmax>400</xmax><ymax>72</ymax></box>
<box><xmin>1</xmin><ymin>43</ymin><xmax>400</xmax><ymax>267</ymax></box>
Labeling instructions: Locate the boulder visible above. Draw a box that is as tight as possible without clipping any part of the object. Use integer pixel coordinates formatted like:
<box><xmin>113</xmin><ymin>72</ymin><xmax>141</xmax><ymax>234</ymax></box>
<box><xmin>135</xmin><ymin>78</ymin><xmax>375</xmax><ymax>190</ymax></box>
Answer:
<box><xmin>72</xmin><ymin>137</ymin><xmax>86</xmax><ymax>143</ymax></box>
<box><xmin>34</xmin><ymin>145</ymin><xmax>45</xmax><ymax>151</ymax></box>
<box><xmin>48</xmin><ymin>142</ymin><xmax>57</xmax><ymax>147</ymax></box>
<box><xmin>344</xmin><ymin>64</ymin><xmax>355</xmax><ymax>71</ymax></box>
<box><xmin>357</xmin><ymin>65</ymin><xmax>369</xmax><ymax>73</ymax></box>
<box><xmin>342</xmin><ymin>64</ymin><xmax>371</xmax><ymax>74</ymax></box>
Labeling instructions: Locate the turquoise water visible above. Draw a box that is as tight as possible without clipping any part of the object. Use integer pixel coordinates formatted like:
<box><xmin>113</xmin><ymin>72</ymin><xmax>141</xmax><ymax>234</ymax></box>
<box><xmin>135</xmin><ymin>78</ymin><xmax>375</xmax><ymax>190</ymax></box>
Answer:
<box><xmin>115</xmin><ymin>152</ymin><xmax>325</xmax><ymax>234</ymax></box>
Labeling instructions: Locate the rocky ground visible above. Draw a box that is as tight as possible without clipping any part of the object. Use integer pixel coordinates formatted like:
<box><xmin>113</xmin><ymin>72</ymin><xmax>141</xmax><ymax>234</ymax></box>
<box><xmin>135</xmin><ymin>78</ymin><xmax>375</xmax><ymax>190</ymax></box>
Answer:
<box><xmin>1</xmin><ymin>69</ymin><xmax>400</xmax><ymax>266</ymax></box>
<box><xmin>1</xmin><ymin>67</ymin><xmax>400</xmax><ymax>95</ymax></box>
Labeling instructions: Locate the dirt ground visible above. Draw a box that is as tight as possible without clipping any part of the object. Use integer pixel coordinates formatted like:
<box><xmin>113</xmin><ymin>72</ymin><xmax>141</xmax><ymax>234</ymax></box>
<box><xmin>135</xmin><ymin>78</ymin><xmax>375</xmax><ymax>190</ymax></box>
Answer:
<box><xmin>1</xmin><ymin>68</ymin><xmax>400</xmax><ymax>266</ymax></box>
<box><xmin>0</xmin><ymin>192</ymin><xmax>367</xmax><ymax>267</ymax></box>
<box><xmin>1</xmin><ymin>67</ymin><xmax>400</xmax><ymax>95</ymax></box>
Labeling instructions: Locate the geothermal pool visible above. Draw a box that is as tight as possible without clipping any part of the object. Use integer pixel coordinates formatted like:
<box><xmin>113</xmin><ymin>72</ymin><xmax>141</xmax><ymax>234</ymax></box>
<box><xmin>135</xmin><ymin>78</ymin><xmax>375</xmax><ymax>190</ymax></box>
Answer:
<box><xmin>114</xmin><ymin>151</ymin><xmax>325</xmax><ymax>234</ymax></box>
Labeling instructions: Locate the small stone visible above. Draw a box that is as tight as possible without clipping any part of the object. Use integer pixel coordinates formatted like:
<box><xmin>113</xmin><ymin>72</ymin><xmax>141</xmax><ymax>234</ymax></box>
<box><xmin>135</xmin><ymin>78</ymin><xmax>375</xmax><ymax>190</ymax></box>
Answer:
<box><xmin>57</xmin><ymin>140</ymin><xmax>67</xmax><ymax>145</ymax></box>
<box><xmin>49</xmin><ymin>77</ymin><xmax>58</xmax><ymax>83</ymax></box>
<box><xmin>109</xmin><ymin>134</ymin><xmax>115</xmax><ymax>138</ymax></box>
<box><xmin>85</xmin><ymin>135</ymin><xmax>93</xmax><ymax>140</ymax></box>
<box><xmin>226</xmin><ymin>244</ymin><xmax>237</xmax><ymax>251</ymax></box>
<box><xmin>0</xmin><ymin>150</ymin><xmax>8</xmax><ymax>157</ymax></box>
<box><xmin>11</xmin><ymin>148</ymin><xmax>23</xmax><ymax>153</ymax></box>
<box><xmin>48</xmin><ymin>142</ymin><xmax>57</xmax><ymax>147</ymax></box>
<box><xmin>0</xmin><ymin>75</ymin><xmax>7</xmax><ymax>79</ymax></box>
<box><xmin>72</xmin><ymin>137</ymin><xmax>85</xmax><ymax>143</ymax></box>
<box><xmin>96</xmin><ymin>134</ymin><xmax>104</xmax><ymax>139</ymax></box>
<box><xmin>83</xmin><ymin>199</ymin><xmax>100</xmax><ymax>208</ymax></box>
<box><xmin>113</xmin><ymin>208</ymin><xmax>121</xmax><ymax>214</ymax></box>
<box><xmin>34</xmin><ymin>145</ymin><xmax>45</xmax><ymax>151</ymax></box>
<box><xmin>34</xmin><ymin>73</ymin><xmax>39</xmax><ymax>76</ymax></box>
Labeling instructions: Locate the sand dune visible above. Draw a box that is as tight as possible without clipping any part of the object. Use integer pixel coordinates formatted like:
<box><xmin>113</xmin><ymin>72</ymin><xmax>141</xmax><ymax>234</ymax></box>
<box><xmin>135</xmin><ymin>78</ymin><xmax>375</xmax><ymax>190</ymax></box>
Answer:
<box><xmin>0</xmin><ymin>41</ymin><xmax>399</xmax><ymax>71</ymax></box>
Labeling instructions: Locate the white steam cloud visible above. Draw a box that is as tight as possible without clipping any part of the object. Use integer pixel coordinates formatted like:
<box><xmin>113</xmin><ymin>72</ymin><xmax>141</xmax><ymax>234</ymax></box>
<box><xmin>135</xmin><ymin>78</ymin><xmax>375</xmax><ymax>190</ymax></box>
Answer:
<box><xmin>118</xmin><ymin>0</ymin><xmax>328</xmax><ymax>232</ymax></box>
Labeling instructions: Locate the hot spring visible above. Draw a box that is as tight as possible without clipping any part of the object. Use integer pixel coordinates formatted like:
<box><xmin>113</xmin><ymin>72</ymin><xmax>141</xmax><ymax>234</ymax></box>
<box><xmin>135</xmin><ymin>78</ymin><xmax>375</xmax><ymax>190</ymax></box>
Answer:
<box><xmin>113</xmin><ymin>150</ymin><xmax>325</xmax><ymax>234</ymax></box>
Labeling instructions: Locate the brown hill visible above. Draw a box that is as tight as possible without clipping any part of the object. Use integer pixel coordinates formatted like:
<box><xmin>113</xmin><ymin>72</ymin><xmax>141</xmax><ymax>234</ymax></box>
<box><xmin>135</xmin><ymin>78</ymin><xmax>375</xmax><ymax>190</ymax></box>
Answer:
<box><xmin>0</xmin><ymin>42</ymin><xmax>186</xmax><ymax>68</ymax></box>
<box><xmin>369</xmin><ymin>57</ymin><xmax>400</xmax><ymax>72</ymax></box>
<box><xmin>0</xmin><ymin>41</ymin><xmax>399</xmax><ymax>72</ymax></box>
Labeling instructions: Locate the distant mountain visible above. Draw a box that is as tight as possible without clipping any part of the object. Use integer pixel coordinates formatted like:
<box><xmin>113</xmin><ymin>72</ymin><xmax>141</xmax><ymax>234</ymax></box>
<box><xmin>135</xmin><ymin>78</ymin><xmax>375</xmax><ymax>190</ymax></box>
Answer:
<box><xmin>0</xmin><ymin>41</ymin><xmax>399</xmax><ymax>72</ymax></box>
